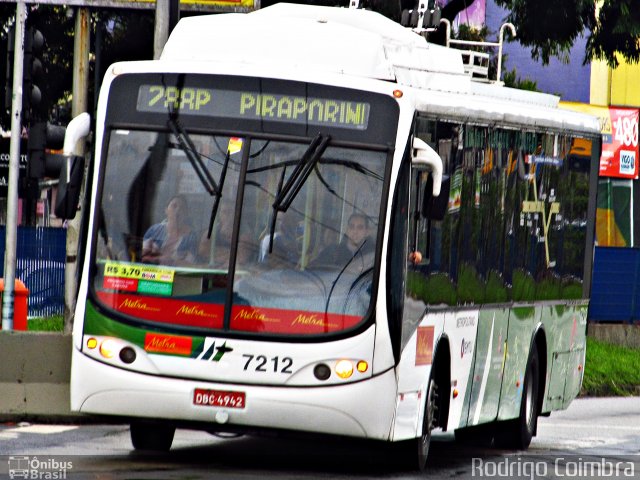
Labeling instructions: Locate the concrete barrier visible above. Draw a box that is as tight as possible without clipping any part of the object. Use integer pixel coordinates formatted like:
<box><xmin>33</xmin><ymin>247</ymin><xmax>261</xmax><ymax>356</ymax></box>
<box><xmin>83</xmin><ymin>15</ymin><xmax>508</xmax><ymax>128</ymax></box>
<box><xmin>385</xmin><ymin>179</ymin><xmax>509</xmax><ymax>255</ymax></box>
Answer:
<box><xmin>0</xmin><ymin>331</ymin><xmax>87</xmax><ymax>422</ymax></box>
<box><xmin>588</xmin><ymin>323</ymin><xmax>640</xmax><ymax>349</ymax></box>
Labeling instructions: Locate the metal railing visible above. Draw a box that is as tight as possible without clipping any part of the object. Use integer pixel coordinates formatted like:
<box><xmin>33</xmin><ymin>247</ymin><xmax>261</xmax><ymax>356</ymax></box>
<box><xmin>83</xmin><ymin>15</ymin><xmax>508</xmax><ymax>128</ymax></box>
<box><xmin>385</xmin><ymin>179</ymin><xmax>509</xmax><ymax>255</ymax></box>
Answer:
<box><xmin>0</xmin><ymin>226</ymin><xmax>66</xmax><ymax>318</ymax></box>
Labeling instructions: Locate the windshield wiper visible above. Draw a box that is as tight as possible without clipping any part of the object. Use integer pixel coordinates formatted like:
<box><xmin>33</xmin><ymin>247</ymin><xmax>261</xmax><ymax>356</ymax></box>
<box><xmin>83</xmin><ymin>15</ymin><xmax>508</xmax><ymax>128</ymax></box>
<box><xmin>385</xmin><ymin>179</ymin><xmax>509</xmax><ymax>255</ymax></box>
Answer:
<box><xmin>206</xmin><ymin>149</ymin><xmax>231</xmax><ymax>239</ymax></box>
<box><xmin>168</xmin><ymin>118</ymin><xmax>218</xmax><ymax>196</ymax></box>
<box><xmin>272</xmin><ymin>133</ymin><xmax>330</xmax><ymax>212</ymax></box>
<box><xmin>267</xmin><ymin>166</ymin><xmax>288</xmax><ymax>256</ymax></box>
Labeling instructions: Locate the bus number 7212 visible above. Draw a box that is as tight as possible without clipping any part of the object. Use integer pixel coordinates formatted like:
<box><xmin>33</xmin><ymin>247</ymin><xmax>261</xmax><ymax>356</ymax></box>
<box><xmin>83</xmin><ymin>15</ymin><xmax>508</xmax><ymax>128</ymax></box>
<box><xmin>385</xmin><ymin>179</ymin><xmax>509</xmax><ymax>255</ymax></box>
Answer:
<box><xmin>242</xmin><ymin>354</ymin><xmax>293</xmax><ymax>374</ymax></box>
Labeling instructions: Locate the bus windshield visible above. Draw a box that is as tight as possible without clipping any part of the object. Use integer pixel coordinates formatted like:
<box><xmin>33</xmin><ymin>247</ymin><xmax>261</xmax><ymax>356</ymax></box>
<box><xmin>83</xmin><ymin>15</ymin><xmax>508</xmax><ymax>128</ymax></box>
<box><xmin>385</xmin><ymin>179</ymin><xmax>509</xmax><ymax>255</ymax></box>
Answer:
<box><xmin>92</xmin><ymin>128</ymin><xmax>389</xmax><ymax>336</ymax></box>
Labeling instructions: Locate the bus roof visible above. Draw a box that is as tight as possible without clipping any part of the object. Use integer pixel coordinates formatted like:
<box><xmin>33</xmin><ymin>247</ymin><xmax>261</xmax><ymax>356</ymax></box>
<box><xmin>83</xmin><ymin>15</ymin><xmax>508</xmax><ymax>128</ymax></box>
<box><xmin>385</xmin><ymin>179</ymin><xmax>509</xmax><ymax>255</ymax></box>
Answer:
<box><xmin>160</xmin><ymin>3</ymin><xmax>600</xmax><ymax>136</ymax></box>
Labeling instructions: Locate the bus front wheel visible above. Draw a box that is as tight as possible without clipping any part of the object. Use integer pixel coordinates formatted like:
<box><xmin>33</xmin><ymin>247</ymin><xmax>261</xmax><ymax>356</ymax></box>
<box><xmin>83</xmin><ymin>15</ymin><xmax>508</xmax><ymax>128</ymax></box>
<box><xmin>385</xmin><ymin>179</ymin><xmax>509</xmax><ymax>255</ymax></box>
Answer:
<box><xmin>130</xmin><ymin>422</ymin><xmax>175</xmax><ymax>452</ymax></box>
<box><xmin>415</xmin><ymin>378</ymin><xmax>438</xmax><ymax>471</ymax></box>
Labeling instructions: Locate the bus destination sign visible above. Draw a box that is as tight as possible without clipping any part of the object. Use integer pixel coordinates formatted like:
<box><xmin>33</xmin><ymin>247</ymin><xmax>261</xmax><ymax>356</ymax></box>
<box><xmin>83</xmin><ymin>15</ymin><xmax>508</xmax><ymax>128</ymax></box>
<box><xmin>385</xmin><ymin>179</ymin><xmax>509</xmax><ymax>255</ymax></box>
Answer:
<box><xmin>136</xmin><ymin>85</ymin><xmax>371</xmax><ymax>130</ymax></box>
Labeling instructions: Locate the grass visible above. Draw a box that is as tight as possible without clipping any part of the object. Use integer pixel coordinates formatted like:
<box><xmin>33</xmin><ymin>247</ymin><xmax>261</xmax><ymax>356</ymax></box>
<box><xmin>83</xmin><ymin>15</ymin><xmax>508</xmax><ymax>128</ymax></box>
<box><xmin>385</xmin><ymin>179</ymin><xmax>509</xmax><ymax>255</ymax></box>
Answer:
<box><xmin>582</xmin><ymin>336</ymin><xmax>640</xmax><ymax>396</ymax></box>
<box><xmin>27</xmin><ymin>315</ymin><xmax>64</xmax><ymax>332</ymax></box>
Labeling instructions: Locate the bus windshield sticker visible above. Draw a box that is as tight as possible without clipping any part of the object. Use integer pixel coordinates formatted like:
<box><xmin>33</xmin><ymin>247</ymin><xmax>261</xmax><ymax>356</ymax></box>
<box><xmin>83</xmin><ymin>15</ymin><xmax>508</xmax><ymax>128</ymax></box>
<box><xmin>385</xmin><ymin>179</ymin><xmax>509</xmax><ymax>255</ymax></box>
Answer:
<box><xmin>144</xmin><ymin>332</ymin><xmax>193</xmax><ymax>356</ymax></box>
<box><xmin>227</xmin><ymin>137</ymin><xmax>243</xmax><ymax>154</ymax></box>
<box><xmin>137</xmin><ymin>85</ymin><xmax>370</xmax><ymax>130</ymax></box>
<box><xmin>103</xmin><ymin>261</ymin><xmax>175</xmax><ymax>296</ymax></box>
<box><xmin>96</xmin><ymin>291</ymin><xmax>224</xmax><ymax>329</ymax></box>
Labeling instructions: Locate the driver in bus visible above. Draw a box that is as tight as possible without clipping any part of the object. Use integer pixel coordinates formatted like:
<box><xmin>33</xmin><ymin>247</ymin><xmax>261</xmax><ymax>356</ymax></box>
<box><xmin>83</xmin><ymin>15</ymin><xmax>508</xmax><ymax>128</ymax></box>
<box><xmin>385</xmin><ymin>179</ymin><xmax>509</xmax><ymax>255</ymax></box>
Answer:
<box><xmin>141</xmin><ymin>194</ymin><xmax>199</xmax><ymax>265</ymax></box>
<box><xmin>310</xmin><ymin>212</ymin><xmax>374</xmax><ymax>271</ymax></box>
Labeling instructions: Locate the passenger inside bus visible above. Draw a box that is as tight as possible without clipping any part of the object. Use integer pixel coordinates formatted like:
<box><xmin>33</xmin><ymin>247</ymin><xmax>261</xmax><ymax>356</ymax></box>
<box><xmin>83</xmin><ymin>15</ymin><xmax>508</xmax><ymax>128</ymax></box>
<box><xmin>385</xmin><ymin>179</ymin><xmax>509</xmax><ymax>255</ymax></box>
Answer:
<box><xmin>141</xmin><ymin>194</ymin><xmax>199</xmax><ymax>265</ymax></box>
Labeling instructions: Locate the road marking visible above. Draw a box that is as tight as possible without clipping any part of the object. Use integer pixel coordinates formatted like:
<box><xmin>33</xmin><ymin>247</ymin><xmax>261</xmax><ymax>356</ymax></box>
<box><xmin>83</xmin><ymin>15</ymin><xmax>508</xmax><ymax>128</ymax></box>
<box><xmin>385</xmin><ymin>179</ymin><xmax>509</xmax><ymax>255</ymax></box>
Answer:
<box><xmin>7</xmin><ymin>425</ymin><xmax>79</xmax><ymax>434</ymax></box>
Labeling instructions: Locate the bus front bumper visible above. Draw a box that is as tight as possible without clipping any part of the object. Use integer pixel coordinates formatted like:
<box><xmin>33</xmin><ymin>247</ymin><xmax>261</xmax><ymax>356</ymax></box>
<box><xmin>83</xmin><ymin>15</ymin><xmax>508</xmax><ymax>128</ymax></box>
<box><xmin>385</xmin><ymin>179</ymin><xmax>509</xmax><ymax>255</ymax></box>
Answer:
<box><xmin>70</xmin><ymin>348</ymin><xmax>397</xmax><ymax>440</ymax></box>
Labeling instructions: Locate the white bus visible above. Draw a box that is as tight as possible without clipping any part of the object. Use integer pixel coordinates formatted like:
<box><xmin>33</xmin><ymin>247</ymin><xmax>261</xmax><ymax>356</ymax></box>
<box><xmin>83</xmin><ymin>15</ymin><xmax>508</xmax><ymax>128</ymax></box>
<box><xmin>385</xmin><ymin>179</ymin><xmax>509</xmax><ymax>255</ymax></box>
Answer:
<box><xmin>69</xmin><ymin>4</ymin><xmax>601</xmax><ymax>469</ymax></box>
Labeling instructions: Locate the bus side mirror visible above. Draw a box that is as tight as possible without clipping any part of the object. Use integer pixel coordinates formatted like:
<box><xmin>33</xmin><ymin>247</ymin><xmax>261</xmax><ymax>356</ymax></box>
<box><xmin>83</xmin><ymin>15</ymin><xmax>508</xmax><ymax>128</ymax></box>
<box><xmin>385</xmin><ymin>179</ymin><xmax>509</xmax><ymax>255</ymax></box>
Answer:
<box><xmin>412</xmin><ymin>137</ymin><xmax>449</xmax><ymax>220</ymax></box>
<box><xmin>54</xmin><ymin>155</ymin><xmax>85</xmax><ymax>219</ymax></box>
<box><xmin>422</xmin><ymin>174</ymin><xmax>450</xmax><ymax>220</ymax></box>
<box><xmin>54</xmin><ymin>113</ymin><xmax>90</xmax><ymax>220</ymax></box>
<box><xmin>412</xmin><ymin>137</ymin><xmax>442</xmax><ymax>196</ymax></box>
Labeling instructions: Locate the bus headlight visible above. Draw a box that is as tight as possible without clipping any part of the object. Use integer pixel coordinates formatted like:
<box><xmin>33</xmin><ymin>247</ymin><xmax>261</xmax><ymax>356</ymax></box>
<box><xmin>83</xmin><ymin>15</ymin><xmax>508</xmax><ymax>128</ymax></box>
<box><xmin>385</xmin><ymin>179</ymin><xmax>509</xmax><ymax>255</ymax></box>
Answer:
<box><xmin>99</xmin><ymin>339</ymin><xmax>118</xmax><ymax>359</ymax></box>
<box><xmin>335</xmin><ymin>359</ymin><xmax>354</xmax><ymax>379</ymax></box>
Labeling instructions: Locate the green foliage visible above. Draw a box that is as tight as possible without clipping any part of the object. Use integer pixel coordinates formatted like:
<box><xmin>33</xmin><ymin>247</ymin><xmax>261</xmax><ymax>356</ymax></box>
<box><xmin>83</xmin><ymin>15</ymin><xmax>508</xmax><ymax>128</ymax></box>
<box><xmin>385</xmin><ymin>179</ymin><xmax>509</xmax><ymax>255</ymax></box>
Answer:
<box><xmin>457</xmin><ymin>24</ymin><xmax>489</xmax><ymax>44</ymax></box>
<box><xmin>560</xmin><ymin>276</ymin><xmax>583</xmax><ymax>300</ymax></box>
<box><xmin>422</xmin><ymin>272</ymin><xmax>457</xmax><ymax>306</ymax></box>
<box><xmin>582</xmin><ymin>337</ymin><xmax>640</xmax><ymax>396</ymax></box>
<box><xmin>502</xmin><ymin>68</ymin><xmax>538</xmax><ymax>91</ymax></box>
<box><xmin>28</xmin><ymin>315</ymin><xmax>63</xmax><ymax>332</ymax></box>
<box><xmin>484</xmin><ymin>270</ymin><xmax>509</xmax><ymax>303</ymax></box>
<box><xmin>457</xmin><ymin>263</ymin><xmax>485</xmax><ymax>304</ymax></box>
<box><xmin>534</xmin><ymin>274</ymin><xmax>562</xmax><ymax>300</ymax></box>
<box><xmin>512</xmin><ymin>269</ymin><xmax>535</xmax><ymax>302</ymax></box>
<box><xmin>494</xmin><ymin>0</ymin><xmax>595</xmax><ymax>65</ymax></box>
<box><xmin>586</xmin><ymin>0</ymin><xmax>640</xmax><ymax>68</ymax></box>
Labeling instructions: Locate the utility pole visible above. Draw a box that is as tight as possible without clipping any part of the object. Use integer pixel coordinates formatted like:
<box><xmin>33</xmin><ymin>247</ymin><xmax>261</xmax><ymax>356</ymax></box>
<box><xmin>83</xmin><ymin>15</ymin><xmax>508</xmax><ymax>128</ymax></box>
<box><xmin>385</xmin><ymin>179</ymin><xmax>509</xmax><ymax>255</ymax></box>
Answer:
<box><xmin>63</xmin><ymin>7</ymin><xmax>90</xmax><ymax>333</ymax></box>
<box><xmin>2</xmin><ymin>1</ymin><xmax>26</xmax><ymax>331</ymax></box>
<box><xmin>154</xmin><ymin>0</ymin><xmax>180</xmax><ymax>59</ymax></box>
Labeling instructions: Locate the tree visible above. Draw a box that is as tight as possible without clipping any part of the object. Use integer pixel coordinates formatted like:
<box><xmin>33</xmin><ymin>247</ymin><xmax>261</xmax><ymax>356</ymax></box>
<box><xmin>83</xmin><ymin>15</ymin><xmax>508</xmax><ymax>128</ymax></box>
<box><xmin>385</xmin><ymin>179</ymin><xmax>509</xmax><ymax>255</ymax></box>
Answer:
<box><xmin>483</xmin><ymin>0</ymin><xmax>637</xmax><ymax>68</ymax></box>
<box><xmin>268</xmin><ymin>0</ymin><xmax>639</xmax><ymax>69</ymax></box>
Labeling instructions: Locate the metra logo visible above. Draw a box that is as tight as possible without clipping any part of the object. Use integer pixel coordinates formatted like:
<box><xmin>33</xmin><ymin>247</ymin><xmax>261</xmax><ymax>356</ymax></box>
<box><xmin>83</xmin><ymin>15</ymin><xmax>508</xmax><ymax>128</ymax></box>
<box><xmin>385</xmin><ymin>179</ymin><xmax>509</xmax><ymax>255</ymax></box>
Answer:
<box><xmin>144</xmin><ymin>333</ymin><xmax>192</xmax><ymax>355</ymax></box>
<box><xmin>120</xmin><ymin>298</ymin><xmax>160</xmax><ymax>312</ymax></box>
<box><xmin>176</xmin><ymin>304</ymin><xmax>217</xmax><ymax>318</ymax></box>
<box><xmin>291</xmin><ymin>314</ymin><xmax>332</xmax><ymax>328</ymax></box>
<box><xmin>233</xmin><ymin>307</ymin><xmax>278</xmax><ymax>323</ymax></box>
<box><xmin>198</xmin><ymin>338</ymin><xmax>233</xmax><ymax>362</ymax></box>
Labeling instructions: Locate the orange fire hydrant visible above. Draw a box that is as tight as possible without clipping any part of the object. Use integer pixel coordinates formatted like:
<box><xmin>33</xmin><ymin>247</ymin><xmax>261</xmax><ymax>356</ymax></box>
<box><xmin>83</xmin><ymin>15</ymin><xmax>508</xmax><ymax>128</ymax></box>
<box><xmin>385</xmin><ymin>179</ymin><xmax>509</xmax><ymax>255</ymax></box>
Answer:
<box><xmin>0</xmin><ymin>279</ymin><xmax>29</xmax><ymax>330</ymax></box>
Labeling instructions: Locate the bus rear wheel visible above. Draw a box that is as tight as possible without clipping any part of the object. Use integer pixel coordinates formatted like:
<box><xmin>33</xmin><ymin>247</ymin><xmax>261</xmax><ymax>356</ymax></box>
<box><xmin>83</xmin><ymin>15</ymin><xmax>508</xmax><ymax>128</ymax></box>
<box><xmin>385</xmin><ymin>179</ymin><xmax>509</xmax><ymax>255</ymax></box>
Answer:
<box><xmin>130</xmin><ymin>422</ymin><xmax>175</xmax><ymax>452</ymax></box>
<box><xmin>495</xmin><ymin>346</ymin><xmax>539</xmax><ymax>450</ymax></box>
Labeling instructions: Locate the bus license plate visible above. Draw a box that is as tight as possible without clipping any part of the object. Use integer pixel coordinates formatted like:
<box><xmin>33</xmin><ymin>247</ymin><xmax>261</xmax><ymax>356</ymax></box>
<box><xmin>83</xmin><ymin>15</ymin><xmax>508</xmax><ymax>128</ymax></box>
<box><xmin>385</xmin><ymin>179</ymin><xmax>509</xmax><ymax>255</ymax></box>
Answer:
<box><xmin>193</xmin><ymin>388</ymin><xmax>246</xmax><ymax>409</ymax></box>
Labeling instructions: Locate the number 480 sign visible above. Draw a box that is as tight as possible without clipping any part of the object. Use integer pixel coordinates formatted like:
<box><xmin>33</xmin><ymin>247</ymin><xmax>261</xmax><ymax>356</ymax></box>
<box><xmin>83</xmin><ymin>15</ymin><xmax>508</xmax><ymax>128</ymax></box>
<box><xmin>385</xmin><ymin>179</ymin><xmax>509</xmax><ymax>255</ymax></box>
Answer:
<box><xmin>609</xmin><ymin>108</ymin><xmax>639</xmax><ymax>179</ymax></box>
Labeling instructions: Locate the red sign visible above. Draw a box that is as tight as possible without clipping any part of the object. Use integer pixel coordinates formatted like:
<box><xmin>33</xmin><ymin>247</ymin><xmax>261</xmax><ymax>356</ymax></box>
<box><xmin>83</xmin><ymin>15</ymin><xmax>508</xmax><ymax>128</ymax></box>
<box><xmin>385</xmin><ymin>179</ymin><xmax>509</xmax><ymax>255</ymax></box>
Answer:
<box><xmin>415</xmin><ymin>326</ymin><xmax>434</xmax><ymax>366</ymax></box>
<box><xmin>144</xmin><ymin>332</ymin><xmax>193</xmax><ymax>355</ymax></box>
<box><xmin>103</xmin><ymin>276</ymin><xmax>138</xmax><ymax>292</ymax></box>
<box><xmin>601</xmin><ymin>107</ymin><xmax>639</xmax><ymax>179</ymax></box>
<box><xmin>96</xmin><ymin>291</ymin><xmax>363</xmax><ymax>334</ymax></box>
<box><xmin>96</xmin><ymin>291</ymin><xmax>224</xmax><ymax>328</ymax></box>
<box><xmin>230</xmin><ymin>305</ymin><xmax>362</xmax><ymax>334</ymax></box>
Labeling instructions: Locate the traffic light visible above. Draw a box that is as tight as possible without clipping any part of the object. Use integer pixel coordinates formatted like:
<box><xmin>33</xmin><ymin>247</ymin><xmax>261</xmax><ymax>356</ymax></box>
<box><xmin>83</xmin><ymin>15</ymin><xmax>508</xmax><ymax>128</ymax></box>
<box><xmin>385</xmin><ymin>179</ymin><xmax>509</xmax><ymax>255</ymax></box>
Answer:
<box><xmin>3</xmin><ymin>25</ymin><xmax>46</xmax><ymax>125</ymax></box>
<box><xmin>23</xmin><ymin>27</ymin><xmax>45</xmax><ymax>122</ymax></box>
<box><xmin>27</xmin><ymin>121</ymin><xmax>66</xmax><ymax>180</ymax></box>
<box><xmin>4</xmin><ymin>26</ymin><xmax>15</xmax><ymax>118</ymax></box>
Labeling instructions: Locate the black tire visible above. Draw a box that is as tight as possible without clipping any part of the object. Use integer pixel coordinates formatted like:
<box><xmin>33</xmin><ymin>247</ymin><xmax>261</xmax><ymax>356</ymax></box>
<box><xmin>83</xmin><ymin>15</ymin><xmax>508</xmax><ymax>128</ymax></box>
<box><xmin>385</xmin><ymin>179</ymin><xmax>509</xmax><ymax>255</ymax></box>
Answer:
<box><xmin>495</xmin><ymin>346</ymin><xmax>540</xmax><ymax>449</ymax></box>
<box><xmin>130</xmin><ymin>422</ymin><xmax>175</xmax><ymax>452</ymax></box>
<box><xmin>415</xmin><ymin>378</ymin><xmax>438</xmax><ymax>471</ymax></box>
